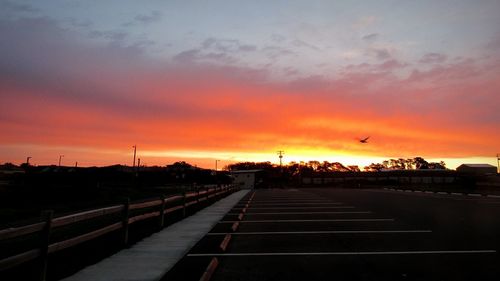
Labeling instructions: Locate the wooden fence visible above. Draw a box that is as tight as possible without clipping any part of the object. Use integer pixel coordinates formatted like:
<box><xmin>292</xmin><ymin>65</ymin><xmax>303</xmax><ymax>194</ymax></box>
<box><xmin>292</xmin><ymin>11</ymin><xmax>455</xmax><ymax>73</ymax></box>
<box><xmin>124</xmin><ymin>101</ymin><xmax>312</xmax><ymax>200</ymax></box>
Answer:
<box><xmin>0</xmin><ymin>185</ymin><xmax>237</xmax><ymax>280</ymax></box>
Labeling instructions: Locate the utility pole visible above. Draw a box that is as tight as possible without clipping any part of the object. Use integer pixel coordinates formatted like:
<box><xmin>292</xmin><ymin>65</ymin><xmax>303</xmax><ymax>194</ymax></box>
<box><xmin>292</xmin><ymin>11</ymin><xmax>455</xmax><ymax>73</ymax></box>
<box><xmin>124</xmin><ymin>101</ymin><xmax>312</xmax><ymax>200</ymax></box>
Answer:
<box><xmin>277</xmin><ymin>150</ymin><xmax>284</xmax><ymax>168</ymax></box>
<box><xmin>132</xmin><ymin>145</ymin><xmax>137</xmax><ymax>167</ymax></box>
<box><xmin>75</xmin><ymin>162</ymin><xmax>78</xmax><ymax>168</ymax></box>
<box><xmin>137</xmin><ymin>158</ymin><xmax>141</xmax><ymax>168</ymax></box>
<box><xmin>58</xmin><ymin>155</ymin><xmax>64</xmax><ymax>167</ymax></box>
<box><xmin>497</xmin><ymin>153</ymin><xmax>500</xmax><ymax>174</ymax></box>
<box><xmin>26</xmin><ymin>156</ymin><xmax>32</xmax><ymax>166</ymax></box>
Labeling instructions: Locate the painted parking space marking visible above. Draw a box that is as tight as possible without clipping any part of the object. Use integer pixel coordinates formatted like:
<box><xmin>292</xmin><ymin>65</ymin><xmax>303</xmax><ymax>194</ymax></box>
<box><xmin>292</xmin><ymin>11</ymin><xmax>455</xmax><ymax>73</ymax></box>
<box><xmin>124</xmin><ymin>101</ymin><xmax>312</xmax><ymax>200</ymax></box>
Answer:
<box><xmin>207</xmin><ymin>230</ymin><xmax>432</xmax><ymax>235</ymax></box>
<box><xmin>188</xmin><ymin>250</ymin><xmax>497</xmax><ymax>257</ymax></box>
<box><xmin>235</xmin><ymin>202</ymin><xmax>344</xmax><ymax>206</ymax></box>
<box><xmin>232</xmin><ymin>206</ymin><xmax>355</xmax><ymax>210</ymax></box>
<box><xmin>248</xmin><ymin>200</ymin><xmax>337</xmax><ymax>203</ymax></box>
<box><xmin>219</xmin><ymin>218</ymin><xmax>395</xmax><ymax>223</ymax></box>
<box><xmin>227</xmin><ymin>211</ymin><xmax>372</xmax><ymax>215</ymax></box>
<box><xmin>468</xmin><ymin>193</ymin><xmax>482</xmax><ymax>197</ymax></box>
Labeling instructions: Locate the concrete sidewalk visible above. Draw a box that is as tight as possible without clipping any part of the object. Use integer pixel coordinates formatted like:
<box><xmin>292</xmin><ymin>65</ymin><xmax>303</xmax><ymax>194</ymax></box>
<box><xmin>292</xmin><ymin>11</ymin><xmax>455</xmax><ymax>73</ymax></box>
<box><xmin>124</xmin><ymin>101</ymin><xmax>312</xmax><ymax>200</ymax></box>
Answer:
<box><xmin>62</xmin><ymin>190</ymin><xmax>249</xmax><ymax>281</ymax></box>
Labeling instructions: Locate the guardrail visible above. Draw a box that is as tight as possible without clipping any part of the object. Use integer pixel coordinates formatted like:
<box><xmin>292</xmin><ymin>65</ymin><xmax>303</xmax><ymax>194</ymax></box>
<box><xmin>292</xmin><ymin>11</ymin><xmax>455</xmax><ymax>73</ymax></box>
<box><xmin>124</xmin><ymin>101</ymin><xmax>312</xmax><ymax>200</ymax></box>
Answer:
<box><xmin>0</xmin><ymin>185</ymin><xmax>237</xmax><ymax>280</ymax></box>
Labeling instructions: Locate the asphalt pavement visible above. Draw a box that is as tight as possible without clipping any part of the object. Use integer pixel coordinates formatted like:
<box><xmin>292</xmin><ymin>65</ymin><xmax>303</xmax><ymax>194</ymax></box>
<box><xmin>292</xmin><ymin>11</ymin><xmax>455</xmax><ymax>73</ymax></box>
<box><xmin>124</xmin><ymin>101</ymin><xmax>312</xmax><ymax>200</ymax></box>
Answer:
<box><xmin>161</xmin><ymin>187</ymin><xmax>500</xmax><ymax>281</ymax></box>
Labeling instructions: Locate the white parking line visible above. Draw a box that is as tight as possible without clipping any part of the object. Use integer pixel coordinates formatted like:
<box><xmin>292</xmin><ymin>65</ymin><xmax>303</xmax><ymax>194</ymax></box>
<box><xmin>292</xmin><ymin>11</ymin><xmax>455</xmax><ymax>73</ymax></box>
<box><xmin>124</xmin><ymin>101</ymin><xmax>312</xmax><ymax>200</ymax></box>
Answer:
<box><xmin>233</xmin><ymin>206</ymin><xmax>355</xmax><ymax>210</ymax></box>
<box><xmin>248</xmin><ymin>200</ymin><xmax>335</xmax><ymax>203</ymax></box>
<box><xmin>468</xmin><ymin>194</ymin><xmax>482</xmax><ymax>197</ymax></box>
<box><xmin>227</xmin><ymin>211</ymin><xmax>372</xmax><ymax>215</ymax></box>
<box><xmin>219</xmin><ymin>219</ymin><xmax>395</xmax><ymax>223</ymax></box>
<box><xmin>207</xmin><ymin>230</ymin><xmax>432</xmax><ymax>235</ymax></box>
<box><xmin>237</xmin><ymin>203</ymin><xmax>343</xmax><ymax>206</ymax></box>
<box><xmin>188</xmin><ymin>250</ymin><xmax>497</xmax><ymax>257</ymax></box>
<box><xmin>451</xmin><ymin>192</ymin><xmax>463</xmax><ymax>196</ymax></box>
<box><xmin>487</xmin><ymin>195</ymin><xmax>500</xmax><ymax>198</ymax></box>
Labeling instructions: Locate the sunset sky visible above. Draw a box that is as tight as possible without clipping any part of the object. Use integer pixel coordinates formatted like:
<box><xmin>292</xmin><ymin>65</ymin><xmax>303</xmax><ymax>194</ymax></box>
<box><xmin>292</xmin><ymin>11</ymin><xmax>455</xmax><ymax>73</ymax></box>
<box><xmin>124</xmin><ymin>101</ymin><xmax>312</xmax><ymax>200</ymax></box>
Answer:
<box><xmin>1</xmin><ymin>0</ymin><xmax>499</xmax><ymax>169</ymax></box>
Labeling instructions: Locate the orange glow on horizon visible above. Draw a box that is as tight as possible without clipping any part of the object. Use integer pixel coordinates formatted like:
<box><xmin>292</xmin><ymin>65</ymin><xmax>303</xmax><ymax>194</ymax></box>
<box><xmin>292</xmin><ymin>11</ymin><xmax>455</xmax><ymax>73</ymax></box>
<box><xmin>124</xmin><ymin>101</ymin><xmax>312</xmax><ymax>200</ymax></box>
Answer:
<box><xmin>1</xmin><ymin>46</ymin><xmax>498</xmax><ymax>169</ymax></box>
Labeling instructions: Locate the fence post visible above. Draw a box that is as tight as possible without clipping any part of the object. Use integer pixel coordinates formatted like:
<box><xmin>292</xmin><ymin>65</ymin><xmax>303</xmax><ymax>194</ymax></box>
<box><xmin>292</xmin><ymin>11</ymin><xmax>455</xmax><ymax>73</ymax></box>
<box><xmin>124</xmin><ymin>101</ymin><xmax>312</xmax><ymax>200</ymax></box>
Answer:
<box><xmin>122</xmin><ymin>198</ymin><xmax>130</xmax><ymax>246</ymax></box>
<box><xmin>158</xmin><ymin>195</ymin><xmax>166</xmax><ymax>230</ymax></box>
<box><xmin>182</xmin><ymin>191</ymin><xmax>187</xmax><ymax>218</ymax></box>
<box><xmin>39</xmin><ymin>210</ymin><xmax>53</xmax><ymax>281</ymax></box>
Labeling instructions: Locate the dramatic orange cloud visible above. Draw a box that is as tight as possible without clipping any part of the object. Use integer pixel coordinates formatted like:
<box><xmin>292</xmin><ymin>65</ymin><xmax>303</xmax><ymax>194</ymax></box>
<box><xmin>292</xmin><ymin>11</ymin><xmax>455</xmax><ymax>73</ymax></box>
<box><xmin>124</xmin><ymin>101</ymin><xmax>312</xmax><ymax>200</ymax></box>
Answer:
<box><xmin>1</xmin><ymin>17</ymin><xmax>499</xmax><ymax>169</ymax></box>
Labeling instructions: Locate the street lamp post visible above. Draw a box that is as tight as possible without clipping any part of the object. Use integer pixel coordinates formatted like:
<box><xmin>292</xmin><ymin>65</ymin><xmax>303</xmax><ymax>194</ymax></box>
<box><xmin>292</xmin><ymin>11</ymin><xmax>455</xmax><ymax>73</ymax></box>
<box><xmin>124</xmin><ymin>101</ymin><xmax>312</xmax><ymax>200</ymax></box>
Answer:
<box><xmin>26</xmin><ymin>157</ymin><xmax>32</xmax><ymax>166</ymax></box>
<box><xmin>58</xmin><ymin>155</ymin><xmax>64</xmax><ymax>167</ymax></box>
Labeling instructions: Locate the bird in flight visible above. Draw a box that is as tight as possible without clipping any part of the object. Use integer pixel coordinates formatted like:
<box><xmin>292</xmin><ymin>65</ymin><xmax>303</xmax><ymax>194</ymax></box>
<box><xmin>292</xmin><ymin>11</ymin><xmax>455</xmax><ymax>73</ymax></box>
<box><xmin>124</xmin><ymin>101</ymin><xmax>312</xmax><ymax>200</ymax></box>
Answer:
<box><xmin>359</xmin><ymin>136</ymin><xmax>370</xmax><ymax>143</ymax></box>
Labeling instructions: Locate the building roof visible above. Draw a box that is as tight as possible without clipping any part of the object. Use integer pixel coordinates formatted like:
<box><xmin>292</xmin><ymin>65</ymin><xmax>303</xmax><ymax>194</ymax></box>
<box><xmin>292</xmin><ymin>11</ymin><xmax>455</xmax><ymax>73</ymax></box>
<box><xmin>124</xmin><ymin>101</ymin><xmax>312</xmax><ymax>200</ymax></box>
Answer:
<box><xmin>458</xmin><ymin>164</ymin><xmax>496</xmax><ymax>168</ymax></box>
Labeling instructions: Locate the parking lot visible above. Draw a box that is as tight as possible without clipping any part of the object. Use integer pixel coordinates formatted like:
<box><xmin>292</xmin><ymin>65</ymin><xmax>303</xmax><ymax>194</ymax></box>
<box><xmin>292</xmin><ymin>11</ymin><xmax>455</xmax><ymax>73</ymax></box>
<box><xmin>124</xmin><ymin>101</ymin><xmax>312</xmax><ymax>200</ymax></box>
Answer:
<box><xmin>162</xmin><ymin>187</ymin><xmax>500</xmax><ymax>281</ymax></box>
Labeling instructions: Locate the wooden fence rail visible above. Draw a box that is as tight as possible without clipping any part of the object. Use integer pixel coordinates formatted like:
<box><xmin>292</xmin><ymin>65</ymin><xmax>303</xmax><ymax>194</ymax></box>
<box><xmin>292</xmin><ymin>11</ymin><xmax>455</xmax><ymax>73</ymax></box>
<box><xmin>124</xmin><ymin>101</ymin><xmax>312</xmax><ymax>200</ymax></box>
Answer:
<box><xmin>0</xmin><ymin>185</ymin><xmax>237</xmax><ymax>280</ymax></box>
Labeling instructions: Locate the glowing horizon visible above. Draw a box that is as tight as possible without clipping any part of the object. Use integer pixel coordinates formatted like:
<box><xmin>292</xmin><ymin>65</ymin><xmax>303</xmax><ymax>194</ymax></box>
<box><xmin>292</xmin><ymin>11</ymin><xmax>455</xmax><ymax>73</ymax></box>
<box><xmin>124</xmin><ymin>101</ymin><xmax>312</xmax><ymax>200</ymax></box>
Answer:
<box><xmin>1</xmin><ymin>144</ymin><xmax>497</xmax><ymax>171</ymax></box>
<box><xmin>1</xmin><ymin>1</ymin><xmax>499</xmax><ymax>170</ymax></box>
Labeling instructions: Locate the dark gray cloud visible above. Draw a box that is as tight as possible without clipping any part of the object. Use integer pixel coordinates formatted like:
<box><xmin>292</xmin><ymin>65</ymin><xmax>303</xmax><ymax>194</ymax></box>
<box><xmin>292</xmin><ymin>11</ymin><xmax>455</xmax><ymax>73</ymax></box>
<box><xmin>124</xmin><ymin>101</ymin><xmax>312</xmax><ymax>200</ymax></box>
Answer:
<box><xmin>1</xmin><ymin>0</ymin><xmax>39</xmax><ymax>14</ymax></box>
<box><xmin>262</xmin><ymin>46</ymin><xmax>295</xmax><ymax>60</ymax></box>
<box><xmin>0</xmin><ymin>17</ymin><xmax>147</xmax><ymax>104</ymax></box>
<box><xmin>270</xmin><ymin>34</ymin><xmax>286</xmax><ymax>43</ymax></box>
<box><xmin>419</xmin><ymin>52</ymin><xmax>447</xmax><ymax>64</ymax></box>
<box><xmin>484</xmin><ymin>33</ymin><xmax>500</xmax><ymax>54</ymax></box>
<box><xmin>135</xmin><ymin>11</ymin><xmax>162</xmax><ymax>23</ymax></box>
<box><xmin>239</xmin><ymin>44</ymin><xmax>257</xmax><ymax>52</ymax></box>
<box><xmin>343</xmin><ymin>59</ymin><xmax>408</xmax><ymax>74</ymax></box>
<box><xmin>123</xmin><ymin>11</ymin><xmax>162</xmax><ymax>26</ymax></box>
<box><xmin>367</xmin><ymin>48</ymin><xmax>392</xmax><ymax>60</ymax></box>
<box><xmin>362</xmin><ymin>33</ymin><xmax>379</xmax><ymax>41</ymax></box>
<box><xmin>88</xmin><ymin>30</ymin><xmax>128</xmax><ymax>41</ymax></box>
<box><xmin>172</xmin><ymin>48</ymin><xmax>237</xmax><ymax>64</ymax></box>
<box><xmin>65</xmin><ymin>18</ymin><xmax>93</xmax><ymax>28</ymax></box>
<box><xmin>202</xmin><ymin>37</ymin><xmax>257</xmax><ymax>53</ymax></box>
<box><xmin>408</xmin><ymin>58</ymin><xmax>481</xmax><ymax>82</ymax></box>
<box><xmin>173</xmin><ymin>37</ymin><xmax>258</xmax><ymax>65</ymax></box>
<box><xmin>172</xmin><ymin>49</ymin><xmax>200</xmax><ymax>63</ymax></box>
<box><xmin>379</xmin><ymin>59</ymin><xmax>408</xmax><ymax>70</ymax></box>
<box><xmin>291</xmin><ymin>39</ymin><xmax>319</xmax><ymax>51</ymax></box>
<box><xmin>283</xmin><ymin>66</ymin><xmax>299</xmax><ymax>76</ymax></box>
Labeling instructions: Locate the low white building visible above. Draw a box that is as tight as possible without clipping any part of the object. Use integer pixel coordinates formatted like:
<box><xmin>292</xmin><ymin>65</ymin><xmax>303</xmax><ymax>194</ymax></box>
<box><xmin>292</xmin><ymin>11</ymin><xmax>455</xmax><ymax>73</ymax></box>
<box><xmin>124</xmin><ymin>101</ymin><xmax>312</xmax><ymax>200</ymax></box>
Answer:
<box><xmin>230</xmin><ymin>169</ymin><xmax>262</xmax><ymax>189</ymax></box>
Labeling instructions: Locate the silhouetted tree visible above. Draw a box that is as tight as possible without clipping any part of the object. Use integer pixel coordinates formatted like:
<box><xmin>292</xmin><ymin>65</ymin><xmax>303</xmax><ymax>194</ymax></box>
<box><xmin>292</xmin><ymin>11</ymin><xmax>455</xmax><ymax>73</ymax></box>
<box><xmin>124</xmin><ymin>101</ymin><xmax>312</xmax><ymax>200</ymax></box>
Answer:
<box><xmin>364</xmin><ymin>163</ymin><xmax>385</xmax><ymax>171</ymax></box>
<box><xmin>226</xmin><ymin>161</ymin><xmax>275</xmax><ymax>171</ymax></box>
<box><xmin>413</xmin><ymin>157</ymin><xmax>429</xmax><ymax>169</ymax></box>
<box><xmin>363</xmin><ymin>157</ymin><xmax>446</xmax><ymax>171</ymax></box>
<box><xmin>348</xmin><ymin>165</ymin><xmax>360</xmax><ymax>172</ymax></box>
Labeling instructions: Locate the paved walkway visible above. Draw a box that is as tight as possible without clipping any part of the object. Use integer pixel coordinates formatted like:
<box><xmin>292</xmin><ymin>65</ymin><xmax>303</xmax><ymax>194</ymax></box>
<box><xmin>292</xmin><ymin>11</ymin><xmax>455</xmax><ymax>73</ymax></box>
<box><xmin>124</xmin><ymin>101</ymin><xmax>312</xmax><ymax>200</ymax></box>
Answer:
<box><xmin>63</xmin><ymin>190</ymin><xmax>249</xmax><ymax>281</ymax></box>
